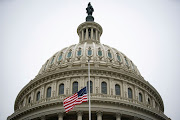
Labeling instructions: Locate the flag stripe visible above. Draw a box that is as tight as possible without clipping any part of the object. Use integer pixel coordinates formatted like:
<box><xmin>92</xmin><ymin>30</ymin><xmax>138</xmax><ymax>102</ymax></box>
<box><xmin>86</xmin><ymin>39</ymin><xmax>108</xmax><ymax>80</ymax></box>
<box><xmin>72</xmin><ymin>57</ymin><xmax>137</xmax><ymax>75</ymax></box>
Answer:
<box><xmin>63</xmin><ymin>87</ymin><xmax>88</xmax><ymax>113</ymax></box>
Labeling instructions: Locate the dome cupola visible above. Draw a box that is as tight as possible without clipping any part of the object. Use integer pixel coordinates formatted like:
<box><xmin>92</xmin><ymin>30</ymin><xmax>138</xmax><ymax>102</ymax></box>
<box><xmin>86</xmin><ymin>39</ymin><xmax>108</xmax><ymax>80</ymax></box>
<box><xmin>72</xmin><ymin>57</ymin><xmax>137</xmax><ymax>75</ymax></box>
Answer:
<box><xmin>77</xmin><ymin>21</ymin><xmax>103</xmax><ymax>44</ymax></box>
<box><xmin>77</xmin><ymin>2</ymin><xmax>103</xmax><ymax>44</ymax></box>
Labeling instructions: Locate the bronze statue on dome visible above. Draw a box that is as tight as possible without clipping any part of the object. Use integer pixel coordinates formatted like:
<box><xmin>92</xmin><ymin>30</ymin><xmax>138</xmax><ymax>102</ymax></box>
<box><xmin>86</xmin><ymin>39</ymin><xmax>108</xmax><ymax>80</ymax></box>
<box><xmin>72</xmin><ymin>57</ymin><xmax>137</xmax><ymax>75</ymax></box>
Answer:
<box><xmin>86</xmin><ymin>2</ymin><xmax>94</xmax><ymax>21</ymax></box>
<box><xmin>86</xmin><ymin>2</ymin><xmax>94</xmax><ymax>16</ymax></box>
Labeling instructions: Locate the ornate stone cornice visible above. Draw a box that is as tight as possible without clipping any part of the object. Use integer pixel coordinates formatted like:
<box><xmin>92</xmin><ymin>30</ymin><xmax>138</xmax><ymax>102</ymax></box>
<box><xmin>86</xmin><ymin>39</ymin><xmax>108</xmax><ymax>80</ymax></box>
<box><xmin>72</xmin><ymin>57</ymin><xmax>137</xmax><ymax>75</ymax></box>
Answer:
<box><xmin>14</xmin><ymin>67</ymin><xmax>164</xmax><ymax>112</ymax></box>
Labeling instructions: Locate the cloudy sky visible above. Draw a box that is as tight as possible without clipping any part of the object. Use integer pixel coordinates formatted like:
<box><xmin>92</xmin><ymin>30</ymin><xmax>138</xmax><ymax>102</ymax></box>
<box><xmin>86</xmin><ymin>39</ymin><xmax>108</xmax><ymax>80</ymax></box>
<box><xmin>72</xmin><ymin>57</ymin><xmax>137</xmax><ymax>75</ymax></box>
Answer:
<box><xmin>1</xmin><ymin>0</ymin><xmax>180</xmax><ymax>120</ymax></box>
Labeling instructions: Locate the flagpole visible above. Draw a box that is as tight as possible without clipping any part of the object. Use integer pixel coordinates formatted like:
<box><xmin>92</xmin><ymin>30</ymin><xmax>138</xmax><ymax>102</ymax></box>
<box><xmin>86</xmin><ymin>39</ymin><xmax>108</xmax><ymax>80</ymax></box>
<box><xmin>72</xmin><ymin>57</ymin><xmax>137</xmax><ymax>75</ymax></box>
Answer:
<box><xmin>88</xmin><ymin>60</ymin><xmax>91</xmax><ymax>120</ymax></box>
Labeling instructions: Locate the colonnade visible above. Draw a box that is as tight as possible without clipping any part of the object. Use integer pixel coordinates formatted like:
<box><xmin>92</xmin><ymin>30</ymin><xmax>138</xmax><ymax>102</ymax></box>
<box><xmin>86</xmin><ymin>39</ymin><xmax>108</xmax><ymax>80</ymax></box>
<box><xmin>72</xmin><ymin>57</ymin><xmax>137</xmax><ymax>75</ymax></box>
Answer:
<box><xmin>40</xmin><ymin>111</ymin><xmax>140</xmax><ymax>120</ymax></box>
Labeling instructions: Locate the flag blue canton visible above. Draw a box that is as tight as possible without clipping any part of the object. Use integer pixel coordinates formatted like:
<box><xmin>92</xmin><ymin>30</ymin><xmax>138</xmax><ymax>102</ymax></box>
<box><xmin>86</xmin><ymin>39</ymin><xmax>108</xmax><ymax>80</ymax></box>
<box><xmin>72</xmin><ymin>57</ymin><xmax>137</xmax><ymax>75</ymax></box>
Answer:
<box><xmin>77</xmin><ymin>87</ymin><xmax>87</xmax><ymax>97</ymax></box>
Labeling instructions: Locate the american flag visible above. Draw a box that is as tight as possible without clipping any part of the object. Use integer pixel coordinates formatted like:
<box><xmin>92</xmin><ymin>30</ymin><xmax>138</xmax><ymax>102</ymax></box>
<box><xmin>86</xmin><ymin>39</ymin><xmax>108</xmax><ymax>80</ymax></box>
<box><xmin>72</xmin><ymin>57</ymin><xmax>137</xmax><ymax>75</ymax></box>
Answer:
<box><xmin>63</xmin><ymin>87</ymin><xmax>88</xmax><ymax>113</ymax></box>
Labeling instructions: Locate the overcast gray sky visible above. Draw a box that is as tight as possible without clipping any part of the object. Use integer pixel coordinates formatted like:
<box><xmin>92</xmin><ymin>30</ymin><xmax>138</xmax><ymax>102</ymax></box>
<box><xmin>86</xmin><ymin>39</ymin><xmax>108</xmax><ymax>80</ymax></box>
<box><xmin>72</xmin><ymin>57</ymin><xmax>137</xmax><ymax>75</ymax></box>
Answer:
<box><xmin>1</xmin><ymin>0</ymin><xmax>180</xmax><ymax>120</ymax></box>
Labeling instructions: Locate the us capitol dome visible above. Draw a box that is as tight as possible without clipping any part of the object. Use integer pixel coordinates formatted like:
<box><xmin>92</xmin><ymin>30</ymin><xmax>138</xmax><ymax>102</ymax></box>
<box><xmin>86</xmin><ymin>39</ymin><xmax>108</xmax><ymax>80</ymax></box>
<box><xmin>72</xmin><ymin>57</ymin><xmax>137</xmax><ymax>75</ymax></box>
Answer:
<box><xmin>8</xmin><ymin>3</ymin><xmax>170</xmax><ymax>120</ymax></box>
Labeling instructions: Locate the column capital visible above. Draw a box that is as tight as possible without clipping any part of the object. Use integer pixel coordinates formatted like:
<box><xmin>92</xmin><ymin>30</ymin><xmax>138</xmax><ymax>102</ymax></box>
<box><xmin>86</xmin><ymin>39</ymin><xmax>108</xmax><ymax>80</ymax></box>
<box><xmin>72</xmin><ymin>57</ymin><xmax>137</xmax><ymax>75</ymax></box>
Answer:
<box><xmin>41</xmin><ymin>115</ymin><xmax>46</xmax><ymax>120</ymax></box>
<box><xmin>76</xmin><ymin>110</ymin><xmax>83</xmax><ymax>116</ymax></box>
<box><xmin>116</xmin><ymin>112</ymin><xmax>122</xmax><ymax>118</ymax></box>
<box><xmin>77</xmin><ymin>110</ymin><xmax>83</xmax><ymax>120</ymax></box>
<box><xmin>57</xmin><ymin>112</ymin><xmax>64</xmax><ymax>117</ymax></box>
<box><xmin>96</xmin><ymin>110</ymin><xmax>103</xmax><ymax>116</ymax></box>
<box><xmin>96</xmin><ymin>110</ymin><xmax>103</xmax><ymax>120</ymax></box>
<box><xmin>133</xmin><ymin>116</ymin><xmax>139</xmax><ymax>120</ymax></box>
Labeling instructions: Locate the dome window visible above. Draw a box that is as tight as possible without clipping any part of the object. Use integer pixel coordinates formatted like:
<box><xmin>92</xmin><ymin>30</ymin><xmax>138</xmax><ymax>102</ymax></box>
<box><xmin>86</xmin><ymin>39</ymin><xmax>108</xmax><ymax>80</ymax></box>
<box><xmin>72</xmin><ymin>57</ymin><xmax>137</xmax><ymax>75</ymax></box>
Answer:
<box><xmin>50</xmin><ymin>56</ymin><xmax>55</xmax><ymax>64</ymax></box>
<box><xmin>72</xmin><ymin>81</ymin><xmax>78</xmax><ymax>94</ymax></box>
<box><xmin>44</xmin><ymin>60</ymin><xmax>49</xmax><ymax>70</ymax></box>
<box><xmin>58</xmin><ymin>52</ymin><xmax>63</xmax><ymax>61</ymax></box>
<box><xmin>128</xmin><ymin>88</ymin><xmax>132</xmax><ymax>99</ymax></box>
<box><xmin>148</xmin><ymin>98</ymin><xmax>151</xmax><ymax>105</ymax></box>
<box><xmin>59</xmin><ymin>84</ymin><xmax>64</xmax><ymax>95</ymax></box>
<box><xmin>101</xmin><ymin>82</ymin><xmax>107</xmax><ymax>94</ymax></box>
<box><xmin>36</xmin><ymin>91</ymin><xmax>40</xmax><ymax>101</ymax></box>
<box><xmin>125</xmin><ymin>57</ymin><xmax>129</xmax><ymax>66</ymax></box>
<box><xmin>77</xmin><ymin>48</ymin><xmax>82</xmax><ymax>56</ymax></box>
<box><xmin>139</xmin><ymin>93</ymin><xmax>143</xmax><ymax>102</ymax></box>
<box><xmin>28</xmin><ymin>97</ymin><xmax>31</xmax><ymax>104</ymax></box>
<box><xmin>98</xmin><ymin>48</ymin><xmax>102</xmax><ymax>56</ymax></box>
<box><xmin>115</xmin><ymin>84</ymin><xmax>120</xmax><ymax>95</ymax></box>
<box><xmin>117</xmin><ymin>54</ymin><xmax>121</xmax><ymax>62</ymax></box>
<box><xmin>67</xmin><ymin>50</ymin><xmax>72</xmax><ymax>58</ymax></box>
<box><xmin>88</xmin><ymin>47</ymin><xmax>92</xmax><ymax>56</ymax></box>
<box><xmin>108</xmin><ymin>50</ymin><xmax>112</xmax><ymax>59</ymax></box>
<box><xmin>46</xmin><ymin>87</ymin><xmax>51</xmax><ymax>98</ymax></box>
<box><xmin>87</xmin><ymin>81</ymin><xmax>93</xmax><ymax>93</ymax></box>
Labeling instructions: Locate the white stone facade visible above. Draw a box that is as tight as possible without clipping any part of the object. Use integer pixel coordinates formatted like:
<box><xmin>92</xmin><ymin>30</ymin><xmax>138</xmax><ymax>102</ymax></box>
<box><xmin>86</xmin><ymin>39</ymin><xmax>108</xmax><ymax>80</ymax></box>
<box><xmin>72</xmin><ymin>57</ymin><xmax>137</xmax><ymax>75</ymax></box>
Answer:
<box><xmin>7</xmin><ymin>21</ymin><xmax>169</xmax><ymax>120</ymax></box>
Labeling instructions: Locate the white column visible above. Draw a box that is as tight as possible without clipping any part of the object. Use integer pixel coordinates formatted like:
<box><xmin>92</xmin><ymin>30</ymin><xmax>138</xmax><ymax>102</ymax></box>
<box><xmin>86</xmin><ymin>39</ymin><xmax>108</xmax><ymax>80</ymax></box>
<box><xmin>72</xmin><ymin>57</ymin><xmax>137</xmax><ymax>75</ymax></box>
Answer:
<box><xmin>81</xmin><ymin>30</ymin><xmax>84</xmax><ymax>42</ymax></box>
<box><xmin>98</xmin><ymin>33</ymin><xmax>100</xmax><ymax>42</ymax></box>
<box><xmin>122</xmin><ymin>81</ymin><xmax>127</xmax><ymax>98</ymax></box>
<box><xmin>97</xmin><ymin>111</ymin><xmax>102</xmax><ymax>120</ymax></box>
<box><xmin>95</xmin><ymin>77</ymin><xmax>99</xmax><ymax>94</ymax></box>
<box><xmin>152</xmin><ymin>99</ymin><xmax>155</xmax><ymax>108</ymax></box>
<box><xmin>77</xmin><ymin>111</ymin><xmax>83</xmax><ymax>120</ymax></box>
<box><xmin>31</xmin><ymin>90</ymin><xmax>35</xmax><ymax>103</ymax></box>
<box><xmin>135</xmin><ymin>87</ymin><xmax>138</xmax><ymax>101</ymax></box>
<box><xmin>41</xmin><ymin>85</ymin><xmax>45</xmax><ymax>99</ymax></box>
<box><xmin>116</xmin><ymin>113</ymin><xmax>121</xmax><ymax>120</ymax></box>
<box><xmin>52</xmin><ymin>81</ymin><xmax>57</xmax><ymax>97</ymax></box>
<box><xmin>110</xmin><ymin>78</ymin><xmax>113</xmax><ymax>95</ymax></box>
<box><xmin>91</xmin><ymin>28</ymin><xmax>93</xmax><ymax>40</ymax></box>
<box><xmin>58</xmin><ymin>112</ymin><xmax>63</xmax><ymax>120</ymax></box>
<box><xmin>66</xmin><ymin>78</ymin><xmax>70</xmax><ymax>94</ymax></box>
<box><xmin>96</xmin><ymin>30</ymin><xmax>98</xmax><ymax>41</ymax></box>
<box><xmin>85</xmin><ymin>28</ymin><xmax>88</xmax><ymax>40</ymax></box>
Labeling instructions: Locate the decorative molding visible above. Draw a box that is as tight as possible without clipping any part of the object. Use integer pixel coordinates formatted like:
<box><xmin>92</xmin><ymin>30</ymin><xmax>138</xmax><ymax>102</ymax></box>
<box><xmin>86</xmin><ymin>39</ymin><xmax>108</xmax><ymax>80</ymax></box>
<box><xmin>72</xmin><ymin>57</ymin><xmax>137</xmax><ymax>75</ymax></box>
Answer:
<box><xmin>14</xmin><ymin>67</ymin><xmax>164</xmax><ymax>112</ymax></box>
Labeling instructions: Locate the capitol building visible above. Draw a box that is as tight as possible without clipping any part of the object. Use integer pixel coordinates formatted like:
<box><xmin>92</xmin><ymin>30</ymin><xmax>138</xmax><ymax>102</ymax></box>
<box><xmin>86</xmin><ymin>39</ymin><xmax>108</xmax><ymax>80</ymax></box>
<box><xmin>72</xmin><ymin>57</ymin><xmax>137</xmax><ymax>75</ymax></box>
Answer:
<box><xmin>7</xmin><ymin>3</ymin><xmax>170</xmax><ymax>120</ymax></box>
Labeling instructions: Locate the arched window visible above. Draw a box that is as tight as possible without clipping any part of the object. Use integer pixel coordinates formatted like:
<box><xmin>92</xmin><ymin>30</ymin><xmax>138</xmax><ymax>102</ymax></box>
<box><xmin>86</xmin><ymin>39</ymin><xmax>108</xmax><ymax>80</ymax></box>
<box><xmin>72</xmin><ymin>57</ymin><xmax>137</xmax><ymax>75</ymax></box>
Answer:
<box><xmin>44</xmin><ymin>60</ymin><xmax>49</xmax><ymax>70</ymax></box>
<box><xmin>58</xmin><ymin>53</ymin><xmax>63</xmax><ymax>61</ymax></box>
<box><xmin>128</xmin><ymin>88</ymin><xmax>133</xmax><ymax>99</ymax></box>
<box><xmin>125</xmin><ymin>57</ymin><xmax>129</xmax><ymax>66</ymax></box>
<box><xmin>50</xmin><ymin>56</ymin><xmax>55</xmax><ymax>64</ymax></box>
<box><xmin>47</xmin><ymin>87</ymin><xmax>51</xmax><ymax>98</ymax></box>
<box><xmin>67</xmin><ymin>50</ymin><xmax>72</xmax><ymax>58</ymax></box>
<box><xmin>36</xmin><ymin>91</ymin><xmax>40</xmax><ymax>101</ymax></box>
<box><xmin>87</xmin><ymin>81</ymin><xmax>93</xmax><ymax>93</ymax></box>
<box><xmin>108</xmin><ymin>50</ymin><xmax>112</xmax><ymax>59</ymax></box>
<box><xmin>101</xmin><ymin>82</ymin><xmax>107</xmax><ymax>94</ymax></box>
<box><xmin>115</xmin><ymin>84</ymin><xmax>120</xmax><ymax>95</ymax></box>
<box><xmin>148</xmin><ymin>98</ymin><xmax>151</xmax><ymax>105</ymax></box>
<box><xmin>59</xmin><ymin>84</ymin><xmax>64</xmax><ymax>95</ymax></box>
<box><xmin>117</xmin><ymin>54</ymin><xmax>121</xmax><ymax>62</ymax></box>
<box><xmin>88</xmin><ymin>47</ymin><xmax>92</xmax><ymax>56</ymax></box>
<box><xmin>77</xmin><ymin>48</ymin><xmax>82</xmax><ymax>56</ymax></box>
<box><xmin>28</xmin><ymin>97</ymin><xmax>31</xmax><ymax>104</ymax></box>
<box><xmin>131</xmin><ymin>61</ymin><xmax>134</xmax><ymax>69</ymax></box>
<box><xmin>139</xmin><ymin>93</ymin><xmax>143</xmax><ymax>102</ymax></box>
<box><xmin>98</xmin><ymin>48</ymin><xmax>102</xmax><ymax>56</ymax></box>
<box><xmin>73</xmin><ymin>82</ymin><xmax>78</xmax><ymax>94</ymax></box>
